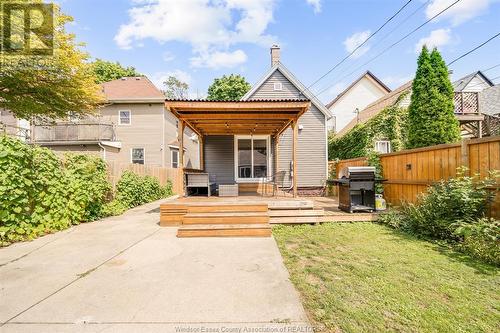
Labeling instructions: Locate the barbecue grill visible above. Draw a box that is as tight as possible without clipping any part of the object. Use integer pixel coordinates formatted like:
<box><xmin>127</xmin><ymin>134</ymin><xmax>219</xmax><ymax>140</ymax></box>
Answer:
<box><xmin>333</xmin><ymin>166</ymin><xmax>376</xmax><ymax>213</ymax></box>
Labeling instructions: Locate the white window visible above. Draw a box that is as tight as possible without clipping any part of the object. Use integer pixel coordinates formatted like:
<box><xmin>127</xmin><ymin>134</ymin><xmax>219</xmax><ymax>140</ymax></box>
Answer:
<box><xmin>171</xmin><ymin>150</ymin><xmax>179</xmax><ymax>168</ymax></box>
<box><xmin>118</xmin><ymin>110</ymin><xmax>131</xmax><ymax>125</ymax></box>
<box><xmin>131</xmin><ymin>148</ymin><xmax>145</xmax><ymax>164</ymax></box>
<box><xmin>273</xmin><ymin>82</ymin><xmax>283</xmax><ymax>91</ymax></box>
<box><xmin>234</xmin><ymin>135</ymin><xmax>270</xmax><ymax>182</ymax></box>
<box><xmin>374</xmin><ymin>140</ymin><xmax>391</xmax><ymax>154</ymax></box>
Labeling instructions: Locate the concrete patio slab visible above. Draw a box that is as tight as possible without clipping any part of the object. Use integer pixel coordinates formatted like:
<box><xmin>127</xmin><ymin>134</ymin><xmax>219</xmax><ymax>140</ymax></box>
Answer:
<box><xmin>0</xmin><ymin>198</ymin><xmax>309</xmax><ymax>332</ymax></box>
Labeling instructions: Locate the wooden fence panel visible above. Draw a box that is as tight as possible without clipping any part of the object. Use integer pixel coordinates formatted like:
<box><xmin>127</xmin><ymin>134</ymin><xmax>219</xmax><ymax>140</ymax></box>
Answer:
<box><xmin>106</xmin><ymin>161</ymin><xmax>184</xmax><ymax>195</ymax></box>
<box><xmin>330</xmin><ymin>136</ymin><xmax>500</xmax><ymax>217</ymax></box>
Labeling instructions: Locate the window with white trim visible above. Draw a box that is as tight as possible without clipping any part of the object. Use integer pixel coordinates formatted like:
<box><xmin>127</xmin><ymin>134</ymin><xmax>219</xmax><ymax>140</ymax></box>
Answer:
<box><xmin>131</xmin><ymin>148</ymin><xmax>145</xmax><ymax>164</ymax></box>
<box><xmin>234</xmin><ymin>135</ymin><xmax>270</xmax><ymax>181</ymax></box>
<box><xmin>374</xmin><ymin>140</ymin><xmax>391</xmax><ymax>154</ymax></box>
<box><xmin>119</xmin><ymin>110</ymin><xmax>131</xmax><ymax>125</ymax></box>
<box><xmin>273</xmin><ymin>82</ymin><xmax>283</xmax><ymax>91</ymax></box>
<box><xmin>171</xmin><ymin>149</ymin><xmax>179</xmax><ymax>168</ymax></box>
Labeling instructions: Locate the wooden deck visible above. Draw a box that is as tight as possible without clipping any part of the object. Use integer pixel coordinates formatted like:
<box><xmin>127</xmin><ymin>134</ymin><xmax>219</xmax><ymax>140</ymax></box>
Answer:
<box><xmin>160</xmin><ymin>196</ymin><xmax>378</xmax><ymax>237</ymax></box>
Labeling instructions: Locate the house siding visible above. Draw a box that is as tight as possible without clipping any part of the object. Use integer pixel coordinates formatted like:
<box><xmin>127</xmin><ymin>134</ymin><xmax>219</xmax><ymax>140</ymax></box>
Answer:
<box><xmin>204</xmin><ymin>135</ymin><xmax>234</xmax><ymax>184</ymax></box>
<box><xmin>248</xmin><ymin>69</ymin><xmax>327</xmax><ymax>188</ymax></box>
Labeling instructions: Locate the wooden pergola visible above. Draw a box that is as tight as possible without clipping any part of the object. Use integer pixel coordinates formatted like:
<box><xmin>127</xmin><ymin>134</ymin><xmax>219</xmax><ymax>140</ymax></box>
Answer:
<box><xmin>166</xmin><ymin>99</ymin><xmax>311</xmax><ymax>197</ymax></box>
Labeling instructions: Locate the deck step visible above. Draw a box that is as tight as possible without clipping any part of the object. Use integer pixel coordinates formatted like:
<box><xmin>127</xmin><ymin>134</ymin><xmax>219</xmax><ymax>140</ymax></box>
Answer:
<box><xmin>267</xmin><ymin>201</ymin><xmax>314</xmax><ymax>210</ymax></box>
<box><xmin>270</xmin><ymin>216</ymin><xmax>320</xmax><ymax>224</ymax></box>
<box><xmin>177</xmin><ymin>223</ymin><xmax>272</xmax><ymax>238</ymax></box>
<box><xmin>183</xmin><ymin>212</ymin><xmax>269</xmax><ymax>225</ymax></box>
<box><xmin>269</xmin><ymin>209</ymin><xmax>324</xmax><ymax>217</ymax></box>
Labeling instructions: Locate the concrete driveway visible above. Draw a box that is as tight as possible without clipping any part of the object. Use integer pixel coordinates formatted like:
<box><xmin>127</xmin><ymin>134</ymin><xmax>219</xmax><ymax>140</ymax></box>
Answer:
<box><xmin>0</xmin><ymin>198</ymin><xmax>310</xmax><ymax>332</ymax></box>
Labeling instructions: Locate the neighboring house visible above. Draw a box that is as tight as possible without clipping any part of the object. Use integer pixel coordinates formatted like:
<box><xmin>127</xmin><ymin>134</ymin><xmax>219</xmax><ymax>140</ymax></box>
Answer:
<box><xmin>169</xmin><ymin>45</ymin><xmax>333</xmax><ymax>195</ymax></box>
<box><xmin>480</xmin><ymin>85</ymin><xmax>500</xmax><ymax>136</ymax></box>
<box><xmin>326</xmin><ymin>71</ymin><xmax>391</xmax><ymax>133</ymax></box>
<box><xmin>0</xmin><ymin>109</ymin><xmax>30</xmax><ymax>141</ymax></box>
<box><xmin>31</xmin><ymin>77</ymin><xmax>199</xmax><ymax>168</ymax></box>
<box><xmin>336</xmin><ymin>81</ymin><xmax>413</xmax><ymax>141</ymax></box>
<box><xmin>336</xmin><ymin>70</ymin><xmax>497</xmax><ymax>142</ymax></box>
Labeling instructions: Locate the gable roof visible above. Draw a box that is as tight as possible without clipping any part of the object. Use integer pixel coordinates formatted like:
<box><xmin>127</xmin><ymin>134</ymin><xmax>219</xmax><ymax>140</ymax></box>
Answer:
<box><xmin>242</xmin><ymin>62</ymin><xmax>333</xmax><ymax>119</ymax></box>
<box><xmin>336</xmin><ymin>80</ymin><xmax>413</xmax><ymax>137</ymax></box>
<box><xmin>326</xmin><ymin>71</ymin><xmax>391</xmax><ymax>109</ymax></box>
<box><xmin>452</xmin><ymin>71</ymin><xmax>494</xmax><ymax>92</ymax></box>
<box><xmin>101</xmin><ymin>76</ymin><xmax>165</xmax><ymax>103</ymax></box>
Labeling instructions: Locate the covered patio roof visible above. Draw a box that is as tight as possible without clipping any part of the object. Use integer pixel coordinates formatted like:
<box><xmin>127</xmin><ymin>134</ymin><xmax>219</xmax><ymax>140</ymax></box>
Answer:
<box><xmin>166</xmin><ymin>99</ymin><xmax>311</xmax><ymax>136</ymax></box>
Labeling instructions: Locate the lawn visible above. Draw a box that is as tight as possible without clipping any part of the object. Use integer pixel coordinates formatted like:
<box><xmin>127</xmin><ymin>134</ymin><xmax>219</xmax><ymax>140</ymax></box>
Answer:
<box><xmin>273</xmin><ymin>223</ymin><xmax>500</xmax><ymax>333</ymax></box>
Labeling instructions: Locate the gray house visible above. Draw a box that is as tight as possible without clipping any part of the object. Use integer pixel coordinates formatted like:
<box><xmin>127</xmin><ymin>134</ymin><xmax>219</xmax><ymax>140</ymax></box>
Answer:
<box><xmin>29</xmin><ymin>77</ymin><xmax>199</xmax><ymax>168</ymax></box>
<box><xmin>169</xmin><ymin>45</ymin><xmax>333</xmax><ymax>196</ymax></box>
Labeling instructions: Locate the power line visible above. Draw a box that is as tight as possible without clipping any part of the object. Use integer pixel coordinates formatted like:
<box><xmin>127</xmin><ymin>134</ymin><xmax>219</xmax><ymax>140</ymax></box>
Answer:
<box><xmin>307</xmin><ymin>0</ymin><xmax>414</xmax><ymax>89</ymax></box>
<box><xmin>314</xmin><ymin>0</ymin><xmax>429</xmax><ymax>95</ymax></box>
<box><xmin>447</xmin><ymin>32</ymin><xmax>500</xmax><ymax>66</ymax></box>
<box><xmin>483</xmin><ymin>63</ymin><xmax>500</xmax><ymax>72</ymax></box>
<box><xmin>317</xmin><ymin>0</ymin><xmax>463</xmax><ymax>96</ymax></box>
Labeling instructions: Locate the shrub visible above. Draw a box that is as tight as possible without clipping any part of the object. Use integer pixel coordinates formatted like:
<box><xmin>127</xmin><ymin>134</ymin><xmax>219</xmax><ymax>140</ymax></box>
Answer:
<box><xmin>0</xmin><ymin>136</ymin><xmax>111</xmax><ymax>245</ymax></box>
<box><xmin>115</xmin><ymin>170</ymin><xmax>172</xmax><ymax>209</ymax></box>
<box><xmin>454</xmin><ymin>218</ymin><xmax>500</xmax><ymax>266</ymax></box>
<box><xmin>379</xmin><ymin>168</ymin><xmax>499</xmax><ymax>265</ymax></box>
<box><xmin>402</xmin><ymin>169</ymin><xmax>496</xmax><ymax>240</ymax></box>
<box><xmin>101</xmin><ymin>200</ymin><xmax>128</xmax><ymax>217</ymax></box>
<box><xmin>64</xmin><ymin>154</ymin><xmax>110</xmax><ymax>223</ymax></box>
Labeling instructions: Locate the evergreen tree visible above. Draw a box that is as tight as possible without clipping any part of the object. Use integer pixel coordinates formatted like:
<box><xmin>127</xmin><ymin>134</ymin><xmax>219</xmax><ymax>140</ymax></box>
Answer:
<box><xmin>407</xmin><ymin>46</ymin><xmax>460</xmax><ymax>148</ymax></box>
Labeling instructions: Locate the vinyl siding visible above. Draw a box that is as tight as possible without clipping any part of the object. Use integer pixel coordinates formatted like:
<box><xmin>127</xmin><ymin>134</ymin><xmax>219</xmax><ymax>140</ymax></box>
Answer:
<box><xmin>247</xmin><ymin>69</ymin><xmax>327</xmax><ymax>187</ymax></box>
<box><xmin>204</xmin><ymin>135</ymin><xmax>234</xmax><ymax>184</ymax></box>
<box><xmin>100</xmin><ymin>104</ymin><xmax>199</xmax><ymax>168</ymax></box>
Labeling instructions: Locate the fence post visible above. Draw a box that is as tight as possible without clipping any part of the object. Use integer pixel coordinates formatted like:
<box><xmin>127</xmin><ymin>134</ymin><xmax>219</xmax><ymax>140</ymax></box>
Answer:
<box><xmin>461</xmin><ymin>139</ymin><xmax>470</xmax><ymax>175</ymax></box>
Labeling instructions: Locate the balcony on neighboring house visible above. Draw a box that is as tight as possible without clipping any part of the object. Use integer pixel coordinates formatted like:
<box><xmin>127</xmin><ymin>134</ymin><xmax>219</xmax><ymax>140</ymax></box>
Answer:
<box><xmin>31</xmin><ymin>122</ymin><xmax>117</xmax><ymax>145</ymax></box>
<box><xmin>454</xmin><ymin>92</ymin><xmax>485</xmax><ymax>138</ymax></box>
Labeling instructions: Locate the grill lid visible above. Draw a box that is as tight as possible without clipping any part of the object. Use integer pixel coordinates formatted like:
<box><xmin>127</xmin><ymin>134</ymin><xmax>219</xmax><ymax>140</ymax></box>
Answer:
<box><xmin>339</xmin><ymin>166</ymin><xmax>376</xmax><ymax>179</ymax></box>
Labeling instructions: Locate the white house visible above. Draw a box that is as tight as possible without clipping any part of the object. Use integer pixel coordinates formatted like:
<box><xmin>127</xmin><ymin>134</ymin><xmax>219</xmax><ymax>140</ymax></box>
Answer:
<box><xmin>326</xmin><ymin>71</ymin><xmax>391</xmax><ymax>133</ymax></box>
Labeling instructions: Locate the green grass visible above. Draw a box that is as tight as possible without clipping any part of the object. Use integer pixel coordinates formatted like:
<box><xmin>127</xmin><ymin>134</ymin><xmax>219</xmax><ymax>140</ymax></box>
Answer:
<box><xmin>273</xmin><ymin>223</ymin><xmax>500</xmax><ymax>333</ymax></box>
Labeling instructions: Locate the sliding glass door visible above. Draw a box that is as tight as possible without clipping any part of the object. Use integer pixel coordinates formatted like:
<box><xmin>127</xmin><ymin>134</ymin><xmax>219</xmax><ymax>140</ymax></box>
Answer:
<box><xmin>235</xmin><ymin>135</ymin><xmax>270</xmax><ymax>182</ymax></box>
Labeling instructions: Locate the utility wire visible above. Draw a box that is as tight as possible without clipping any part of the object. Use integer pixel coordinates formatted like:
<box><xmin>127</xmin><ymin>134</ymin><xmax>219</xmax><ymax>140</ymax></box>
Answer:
<box><xmin>447</xmin><ymin>32</ymin><xmax>500</xmax><ymax>66</ymax></box>
<box><xmin>483</xmin><ymin>63</ymin><xmax>500</xmax><ymax>72</ymax></box>
<box><xmin>307</xmin><ymin>0</ymin><xmax>414</xmax><ymax>89</ymax></box>
<box><xmin>317</xmin><ymin>0</ymin><xmax>462</xmax><ymax>96</ymax></box>
<box><xmin>314</xmin><ymin>0</ymin><xmax>429</xmax><ymax>96</ymax></box>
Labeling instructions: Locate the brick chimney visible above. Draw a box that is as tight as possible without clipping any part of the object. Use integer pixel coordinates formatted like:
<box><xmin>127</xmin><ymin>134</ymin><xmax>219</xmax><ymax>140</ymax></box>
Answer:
<box><xmin>270</xmin><ymin>44</ymin><xmax>280</xmax><ymax>67</ymax></box>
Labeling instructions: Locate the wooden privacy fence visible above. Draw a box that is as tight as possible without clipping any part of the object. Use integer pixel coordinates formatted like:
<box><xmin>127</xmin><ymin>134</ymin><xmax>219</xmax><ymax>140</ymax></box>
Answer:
<box><xmin>330</xmin><ymin>136</ymin><xmax>500</xmax><ymax>217</ymax></box>
<box><xmin>106</xmin><ymin>161</ymin><xmax>184</xmax><ymax>195</ymax></box>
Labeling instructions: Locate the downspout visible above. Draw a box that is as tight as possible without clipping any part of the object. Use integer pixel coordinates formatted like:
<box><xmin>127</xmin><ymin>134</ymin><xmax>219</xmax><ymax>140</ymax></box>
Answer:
<box><xmin>98</xmin><ymin>142</ymin><xmax>106</xmax><ymax>161</ymax></box>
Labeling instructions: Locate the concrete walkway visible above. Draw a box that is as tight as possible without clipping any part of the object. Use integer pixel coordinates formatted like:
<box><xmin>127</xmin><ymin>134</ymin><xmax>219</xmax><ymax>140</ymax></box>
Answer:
<box><xmin>0</xmin><ymin>198</ymin><xmax>310</xmax><ymax>332</ymax></box>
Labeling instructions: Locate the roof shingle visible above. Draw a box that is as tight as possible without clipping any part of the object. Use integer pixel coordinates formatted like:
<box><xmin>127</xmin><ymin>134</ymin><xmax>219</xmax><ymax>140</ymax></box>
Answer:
<box><xmin>101</xmin><ymin>77</ymin><xmax>165</xmax><ymax>101</ymax></box>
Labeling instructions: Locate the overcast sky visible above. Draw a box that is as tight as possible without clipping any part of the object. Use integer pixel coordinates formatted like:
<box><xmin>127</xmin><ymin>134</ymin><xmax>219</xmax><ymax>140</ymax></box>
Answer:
<box><xmin>60</xmin><ymin>0</ymin><xmax>500</xmax><ymax>102</ymax></box>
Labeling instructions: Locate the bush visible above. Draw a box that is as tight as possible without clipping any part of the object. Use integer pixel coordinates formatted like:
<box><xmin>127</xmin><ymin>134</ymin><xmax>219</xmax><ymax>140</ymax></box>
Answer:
<box><xmin>378</xmin><ymin>168</ymin><xmax>499</xmax><ymax>265</ymax></box>
<box><xmin>0</xmin><ymin>137</ymin><xmax>111</xmax><ymax>245</ymax></box>
<box><xmin>402</xmin><ymin>169</ymin><xmax>496</xmax><ymax>240</ymax></box>
<box><xmin>454</xmin><ymin>218</ymin><xmax>500</xmax><ymax>266</ymax></box>
<box><xmin>115</xmin><ymin>170</ymin><xmax>172</xmax><ymax>209</ymax></box>
<box><xmin>101</xmin><ymin>200</ymin><xmax>128</xmax><ymax>217</ymax></box>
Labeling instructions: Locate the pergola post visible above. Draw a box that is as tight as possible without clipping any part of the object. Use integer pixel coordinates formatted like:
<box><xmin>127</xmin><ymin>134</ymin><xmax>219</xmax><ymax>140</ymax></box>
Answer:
<box><xmin>274</xmin><ymin>134</ymin><xmax>279</xmax><ymax>195</ymax></box>
<box><xmin>178</xmin><ymin>120</ymin><xmax>185</xmax><ymax>196</ymax></box>
<box><xmin>292</xmin><ymin>120</ymin><xmax>298</xmax><ymax>198</ymax></box>
<box><xmin>199</xmin><ymin>135</ymin><xmax>204</xmax><ymax>170</ymax></box>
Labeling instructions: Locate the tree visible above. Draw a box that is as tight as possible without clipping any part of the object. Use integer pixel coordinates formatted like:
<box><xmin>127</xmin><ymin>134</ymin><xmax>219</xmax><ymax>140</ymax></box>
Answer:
<box><xmin>91</xmin><ymin>59</ymin><xmax>142</xmax><ymax>84</ymax></box>
<box><xmin>207</xmin><ymin>74</ymin><xmax>251</xmax><ymax>101</ymax></box>
<box><xmin>0</xmin><ymin>1</ymin><xmax>103</xmax><ymax>120</ymax></box>
<box><xmin>407</xmin><ymin>46</ymin><xmax>460</xmax><ymax>149</ymax></box>
<box><xmin>163</xmin><ymin>76</ymin><xmax>189</xmax><ymax>99</ymax></box>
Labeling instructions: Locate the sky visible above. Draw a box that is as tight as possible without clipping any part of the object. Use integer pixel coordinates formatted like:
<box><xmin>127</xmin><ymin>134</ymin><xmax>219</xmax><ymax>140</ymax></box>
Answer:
<box><xmin>58</xmin><ymin>0</ymin><xmax>500</xmax><ymax>103</ymax></box>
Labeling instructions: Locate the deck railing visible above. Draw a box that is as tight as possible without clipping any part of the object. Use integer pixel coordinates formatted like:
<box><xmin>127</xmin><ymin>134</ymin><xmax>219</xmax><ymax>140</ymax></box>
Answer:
<box><xmin>1</xmin><ymin>123</ymin><xmax>30</xmax><ymax>141</ymax></box>
<box><xmin>454</xmin><ymin>92</ymin><xmax>480</xmax><ymax>115</ymax></box>
<box><xmin>31</xmin><ymin>122</ymin><xmax>116</xmax><ymax>143</ymax></box>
